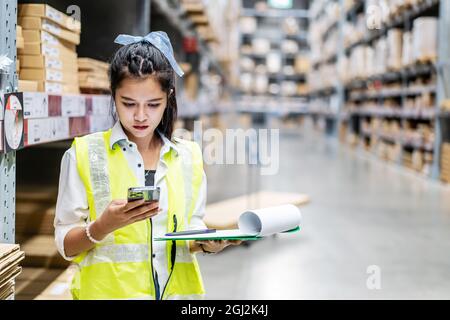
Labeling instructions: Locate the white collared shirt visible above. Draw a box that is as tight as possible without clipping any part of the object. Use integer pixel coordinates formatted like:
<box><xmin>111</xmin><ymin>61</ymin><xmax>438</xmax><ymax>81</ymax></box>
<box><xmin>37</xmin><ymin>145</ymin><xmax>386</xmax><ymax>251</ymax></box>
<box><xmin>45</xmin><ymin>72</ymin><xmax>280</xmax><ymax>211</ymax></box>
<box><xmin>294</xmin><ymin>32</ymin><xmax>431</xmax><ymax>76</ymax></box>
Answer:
<box><xmin>54</xmin><ymin>121</ymin><xmax>207</xmax><ymax>296</ymax></box>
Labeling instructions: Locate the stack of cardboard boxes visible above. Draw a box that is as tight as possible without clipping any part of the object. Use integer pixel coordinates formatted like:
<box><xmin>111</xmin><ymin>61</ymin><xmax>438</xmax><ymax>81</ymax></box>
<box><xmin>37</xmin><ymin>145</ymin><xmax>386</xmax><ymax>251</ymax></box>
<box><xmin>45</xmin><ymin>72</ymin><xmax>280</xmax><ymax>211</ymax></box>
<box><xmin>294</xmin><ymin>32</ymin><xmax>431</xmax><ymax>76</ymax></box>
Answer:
<box><xmin>78</xmin><ymin>57</ymin><xmax>110</xmax><ymax>93</ymax></box>
<box><xmin>18</xmin><ymin>4</ymin><xmax>81</xmax><ymax>94</ymax></box>
<box><xmin>0</xmin><ymin>244</ymin><xmax>25</xmax><ymax>300</ymax></box>
<box><xmin>441</xmin><ymin>143</ymin><xmax>450</xmax><ymax>183</ymax></box>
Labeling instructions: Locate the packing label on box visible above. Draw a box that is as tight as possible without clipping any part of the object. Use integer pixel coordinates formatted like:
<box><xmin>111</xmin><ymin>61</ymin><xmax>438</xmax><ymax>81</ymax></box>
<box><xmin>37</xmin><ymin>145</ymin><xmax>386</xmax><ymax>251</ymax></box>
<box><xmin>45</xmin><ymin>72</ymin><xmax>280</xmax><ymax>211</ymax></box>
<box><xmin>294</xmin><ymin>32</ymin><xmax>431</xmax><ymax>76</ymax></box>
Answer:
<box><xmin>41</xmin><ymin>30</ymin><xmax>59</xmax><ymax>46</ymax></box>
<box><xmin>22</xmin><ymin>92</ymin><xmax>49</xmax><ymax>119</ymax></box>
<box><xmin>46</xmin><ymin>69</ymin><xmax>63</xmax><ymax>82</ymax></box>
<box><xmin>42</xmin><ymin>19</ymin><xmax>62</xmax><ymax>37</ymax></box>
<box><xmin>62</xmin><ymin>95</ymin><xmax>86</xmax><ymax>117</ymax></box>
<box><xmin>42</xmin><ymin>44</ymin><xmax>60</xmax><ymax>58</ymax></box>
<box><xmin>46</xmin><ymin>6</ymin><xmax>64</xmax><ymax>25</ymax></box>
<box><xmin>46</xmin><ymin>58</ymin><xmax>63</xmax><ymax>70</ymax></box>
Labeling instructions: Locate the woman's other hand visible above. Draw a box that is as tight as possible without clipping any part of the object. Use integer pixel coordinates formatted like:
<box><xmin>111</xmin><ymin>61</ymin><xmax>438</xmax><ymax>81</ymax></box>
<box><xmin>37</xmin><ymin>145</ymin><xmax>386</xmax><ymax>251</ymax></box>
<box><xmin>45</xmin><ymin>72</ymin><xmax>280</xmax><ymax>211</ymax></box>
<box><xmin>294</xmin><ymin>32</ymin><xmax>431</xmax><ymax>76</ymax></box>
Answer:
<box><xmin>195</xmin><ymin>239</ymin><xmax>243</xmax><ymax>254</ymax></box>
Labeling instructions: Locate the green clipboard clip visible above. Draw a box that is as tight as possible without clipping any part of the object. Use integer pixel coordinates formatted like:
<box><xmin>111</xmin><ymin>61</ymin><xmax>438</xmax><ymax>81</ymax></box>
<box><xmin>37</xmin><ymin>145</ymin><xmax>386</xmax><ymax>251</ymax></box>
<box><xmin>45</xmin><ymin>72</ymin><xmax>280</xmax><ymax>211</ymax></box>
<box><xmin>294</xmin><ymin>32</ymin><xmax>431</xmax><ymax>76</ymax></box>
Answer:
<box><xmin>280</xmin><ymin>226</ymin><xmax>300</xmax><ymax>233</ymax></box>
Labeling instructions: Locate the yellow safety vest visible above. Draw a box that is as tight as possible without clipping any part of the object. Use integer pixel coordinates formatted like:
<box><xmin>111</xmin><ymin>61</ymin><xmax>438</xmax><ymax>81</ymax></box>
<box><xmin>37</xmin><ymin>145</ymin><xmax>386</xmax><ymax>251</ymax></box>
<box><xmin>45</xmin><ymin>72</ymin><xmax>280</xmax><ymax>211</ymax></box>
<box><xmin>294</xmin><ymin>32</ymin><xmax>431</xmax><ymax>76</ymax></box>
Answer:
<box><xmin>70</xmin><ymin>129</ymin><xmax>205</xmax><ymax>300</ymax></box>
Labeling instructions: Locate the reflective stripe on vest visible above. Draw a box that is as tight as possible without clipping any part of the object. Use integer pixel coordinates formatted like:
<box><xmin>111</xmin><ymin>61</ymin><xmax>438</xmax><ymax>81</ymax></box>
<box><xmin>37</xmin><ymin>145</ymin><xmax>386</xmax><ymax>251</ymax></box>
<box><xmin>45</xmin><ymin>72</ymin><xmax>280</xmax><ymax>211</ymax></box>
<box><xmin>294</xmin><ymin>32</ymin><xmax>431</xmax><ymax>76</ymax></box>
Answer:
<box><xmin>72</xmin><ymin>129</ymin><xmax>205</xmax><ymax>300</ymax></box>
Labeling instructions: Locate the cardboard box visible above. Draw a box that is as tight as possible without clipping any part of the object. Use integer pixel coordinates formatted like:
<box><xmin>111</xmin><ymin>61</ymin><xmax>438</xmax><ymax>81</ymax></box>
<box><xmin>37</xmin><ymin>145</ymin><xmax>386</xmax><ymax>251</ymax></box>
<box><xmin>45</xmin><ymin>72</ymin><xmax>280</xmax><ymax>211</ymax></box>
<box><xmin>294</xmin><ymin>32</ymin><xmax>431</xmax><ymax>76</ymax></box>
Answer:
<box><xmin>22</xmin><ymin>29</ymin><xmax>64</xmax><ymax>46</ymax></box>
<box><xmin>19</xmin><ymin>17</ymin><xmax>80</xmax><ymax>45</ymax></box>
<box><xmin>77</xmin><ymin>57</ymin><xmax>109</xmax><ymax>72</ymax></box>
<box><xmin>18</xmin><ymin>42</ymin><xmax>77</xmax><ymax>60</ymax></box>
<box><xmin>36</xmin><ymin>81</ymin><xmax>61</xmax><ymax>94</ymax></box>
<box><xmin>387</xmin><ymin>29</ymin><xmax>403</xmax><ymax>70</ymax></box>
<box><xmin>36</xmin><ymin>81</ymin><xmax>80</xmax><ymax>94</ymax></box>
<box><xmin>294</xmin><ymin>56</ymin><xmax>310</xmax><ymax>74</ymax></box>
<box><xmin>19</xmin><ymin>54</ymin><xmax>78</xmax><ymax>71</ymax></box>
<box><xmin>17</xmin><ymin>37</ymin><xmax>25</xmax><ymax>50</ymax></box>
<box><xmin>20</xmin><ymin>68</ymin><xmax>79</xmax><ymax>83</ymax></box>
<box><xmin>18</xmin><ymin>80</ymin><xmax>39</xmax><ymax>92</ymax></box>
<box><xmin>413</xmin><ymin>17</ymin><xmax>437</xmax><ymax>62</ymax></box>
<box><xmin>17</xmin><ymin>25</ymin><xmax>25</xmax><ymax>49</ymax></box>
<box><xmin>19</xmin><ymin>4</ymin><xmax>81</xmax><ymax>33</ymax></box>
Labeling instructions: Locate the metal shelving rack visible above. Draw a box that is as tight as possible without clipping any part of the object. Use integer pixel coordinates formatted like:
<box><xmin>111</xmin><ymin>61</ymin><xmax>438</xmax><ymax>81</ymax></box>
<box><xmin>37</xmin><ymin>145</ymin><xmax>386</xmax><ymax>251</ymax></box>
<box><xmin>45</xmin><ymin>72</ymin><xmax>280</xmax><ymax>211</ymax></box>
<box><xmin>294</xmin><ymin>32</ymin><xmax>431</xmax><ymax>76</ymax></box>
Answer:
<box><xmin>308</xmin><ymin>0</ymin><xmax>343</xmax><ymax>136</ymax></box>
<box><xmin>314</xmin><ymin>0</ymin><xmax>450</xmax><ymax>181</ymax></box>
<box><xmin>236</xmin><ymin>4</ymin><xmax>310</xmax><ymax>116</ymax></box>
<box><xmin>0</xmin><ymin>0</ymin><xmax>18</xmax><ymax>244</ymax></box>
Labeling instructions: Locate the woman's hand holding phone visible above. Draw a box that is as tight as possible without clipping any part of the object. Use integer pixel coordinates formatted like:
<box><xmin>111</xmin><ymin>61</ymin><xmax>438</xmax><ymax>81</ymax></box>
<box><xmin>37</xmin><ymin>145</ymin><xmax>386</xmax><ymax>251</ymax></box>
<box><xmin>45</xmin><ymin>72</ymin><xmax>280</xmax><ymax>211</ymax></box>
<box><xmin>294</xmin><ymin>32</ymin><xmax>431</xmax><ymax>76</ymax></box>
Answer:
<box><xmin>92</xmin><ymin>199</ymin><xmax>161</xmax><ymax>240</ymax></box>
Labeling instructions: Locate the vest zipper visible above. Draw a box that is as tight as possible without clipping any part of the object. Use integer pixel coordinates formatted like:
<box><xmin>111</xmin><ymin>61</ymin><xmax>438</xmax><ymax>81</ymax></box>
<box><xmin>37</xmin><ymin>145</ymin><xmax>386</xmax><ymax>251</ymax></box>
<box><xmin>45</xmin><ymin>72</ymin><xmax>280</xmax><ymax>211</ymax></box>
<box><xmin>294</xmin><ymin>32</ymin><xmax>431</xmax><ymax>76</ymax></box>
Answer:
<box><xmin>149</xmin><ymin>218</ymin><xmax>160</xmax><ymax>300</ymax></box>
<box><xmin>161</xmin><ymin>214</ymin><xmax>177</xmax><ymax>300</ymax></box>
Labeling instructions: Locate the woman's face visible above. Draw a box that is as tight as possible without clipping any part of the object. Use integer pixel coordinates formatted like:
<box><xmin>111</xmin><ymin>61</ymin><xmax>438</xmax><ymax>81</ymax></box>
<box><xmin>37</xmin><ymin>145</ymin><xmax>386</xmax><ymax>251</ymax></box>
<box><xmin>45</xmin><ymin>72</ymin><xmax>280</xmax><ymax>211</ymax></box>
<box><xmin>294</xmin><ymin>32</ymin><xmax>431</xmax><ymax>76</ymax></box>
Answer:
<box><xmin>115</xmin><ymin>76</ymin><xmax>167</xmax><ymax>139</ymax></box>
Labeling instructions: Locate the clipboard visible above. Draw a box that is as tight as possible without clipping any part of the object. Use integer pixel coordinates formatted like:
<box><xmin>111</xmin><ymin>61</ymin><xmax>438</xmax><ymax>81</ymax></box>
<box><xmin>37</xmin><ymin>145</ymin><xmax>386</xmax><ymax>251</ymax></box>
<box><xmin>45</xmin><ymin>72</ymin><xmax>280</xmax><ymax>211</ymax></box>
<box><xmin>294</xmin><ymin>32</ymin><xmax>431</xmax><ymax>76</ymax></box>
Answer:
<box><xmin>155</xmin><ymin>204</ymin><xmax>301</xmax><ymax>241</ymax></box>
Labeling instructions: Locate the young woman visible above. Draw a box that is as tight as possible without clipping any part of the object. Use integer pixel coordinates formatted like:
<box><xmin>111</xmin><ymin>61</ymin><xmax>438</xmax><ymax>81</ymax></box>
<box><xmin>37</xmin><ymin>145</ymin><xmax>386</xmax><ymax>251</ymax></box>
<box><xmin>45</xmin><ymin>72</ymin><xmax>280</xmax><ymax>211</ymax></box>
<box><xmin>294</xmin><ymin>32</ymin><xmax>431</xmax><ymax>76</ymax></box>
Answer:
<box><xmin>54</xmin><ymin>31</ymin><xmax>241</xmax><ymax>300</ymax></box>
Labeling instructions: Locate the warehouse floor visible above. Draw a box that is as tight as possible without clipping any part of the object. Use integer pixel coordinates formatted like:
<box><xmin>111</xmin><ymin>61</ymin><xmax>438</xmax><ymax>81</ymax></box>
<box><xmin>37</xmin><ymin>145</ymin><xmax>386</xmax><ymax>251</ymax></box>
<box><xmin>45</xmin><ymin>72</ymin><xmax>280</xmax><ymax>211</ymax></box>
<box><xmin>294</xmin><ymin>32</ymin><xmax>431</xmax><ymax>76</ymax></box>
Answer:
<box><xmin>200</xmin><ymin>119</ymin><xmax>450</xmax><ymax>299</ymax></box>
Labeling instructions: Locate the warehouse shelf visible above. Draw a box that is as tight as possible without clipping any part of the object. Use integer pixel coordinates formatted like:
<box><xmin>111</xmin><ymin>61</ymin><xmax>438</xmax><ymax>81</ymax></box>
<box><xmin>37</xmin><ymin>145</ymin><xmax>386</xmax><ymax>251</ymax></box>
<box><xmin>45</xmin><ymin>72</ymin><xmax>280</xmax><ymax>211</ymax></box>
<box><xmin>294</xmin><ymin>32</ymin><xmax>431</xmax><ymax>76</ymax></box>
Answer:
<box><xmin>344</xmin><ymin>63</ymin><xmax>436</xmax><ymax>89</ymax></box>
<box><xmin>359</xmin><ymin>130</ymin><xmax>434</xmax><ymax>152</ymax></box>
<box><xmin>237</xmin><ymin>3</ymin><xmax>310</xmax><ymax>112</ymax></box>
<box><xmin>241</xmin><ymin>8</ymin><xmax>310</xmax><ymax>19</ymax></box>
<box><xmin>312</xmin><ymin>53</ymin><xmax>338</xmax><ymax>69</ymax></box>
<box><xmin>308</xmin><ymin>86</ymin><xmax>337</xmax><ymax>97</ymax></box>
<box><xmin>311</xmin><ymin>0</ymin><xmax>335</xmax><ymax>21</ymax></box>
<box><xmin>349</xmin><ymin>108</ymin><xmax>436</xmax><ymax>120</ymax></box>
<box><xmin>348</xmin><ymin>85</ymin><xmax>436</xmax><ymax>101</ymax></box>
<box><xmin>0</xmin><ymin>92</ymin><xmax>113</xmax><ymax>152</ymax></box>
<box><xmin>345</xmin><ymin>0</ymin><xmax>365</xmax><ymax>19</ymax></box>
<box><xmin>152</xmin><ymin>0</ymin><xmax>225</xmax><ymax>78</ymax></box>
<box><xmin>344</xmin><ymin>0</ymin><xmax>440</xmax><ymax>55</ymax></box>
<box><xmin>309</xmin><ymin>0</ymin><xmax>449</xmax><ymax>182</ymax></box>
<box><xmin>322</xmin><ymin>20</ymin><xmax>339</xmax><ymax>42</ymax></box>
<box><xmin>242</xmin><ymin>32</ymin><xmax>308</xmax><ymax>44</ymax></box>
<box><xmin>236</xmin><ymin>95</ymin><xmax>309</xmax><ymax>116</ymax></box>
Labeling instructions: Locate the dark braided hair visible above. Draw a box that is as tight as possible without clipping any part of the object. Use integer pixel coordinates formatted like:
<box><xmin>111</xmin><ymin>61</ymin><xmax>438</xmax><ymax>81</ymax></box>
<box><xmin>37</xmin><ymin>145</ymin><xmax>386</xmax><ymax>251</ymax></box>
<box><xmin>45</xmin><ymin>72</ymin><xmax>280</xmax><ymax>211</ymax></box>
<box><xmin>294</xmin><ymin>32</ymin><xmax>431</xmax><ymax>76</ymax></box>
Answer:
<box><xmin>109</xmin><ymin>41</ymin><xmax>178</xmax><ymax>140</ymax></box>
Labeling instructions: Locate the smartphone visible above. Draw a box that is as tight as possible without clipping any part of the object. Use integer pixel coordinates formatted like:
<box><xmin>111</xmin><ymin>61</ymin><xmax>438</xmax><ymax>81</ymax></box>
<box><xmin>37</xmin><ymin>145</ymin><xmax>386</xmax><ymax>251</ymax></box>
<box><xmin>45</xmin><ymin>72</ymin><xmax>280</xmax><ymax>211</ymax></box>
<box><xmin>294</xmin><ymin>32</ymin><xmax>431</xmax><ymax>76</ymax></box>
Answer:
<box><xmin>127</xmin><ymin>186</ymin><xmax>160</xmax><ymax>202</ymax></box>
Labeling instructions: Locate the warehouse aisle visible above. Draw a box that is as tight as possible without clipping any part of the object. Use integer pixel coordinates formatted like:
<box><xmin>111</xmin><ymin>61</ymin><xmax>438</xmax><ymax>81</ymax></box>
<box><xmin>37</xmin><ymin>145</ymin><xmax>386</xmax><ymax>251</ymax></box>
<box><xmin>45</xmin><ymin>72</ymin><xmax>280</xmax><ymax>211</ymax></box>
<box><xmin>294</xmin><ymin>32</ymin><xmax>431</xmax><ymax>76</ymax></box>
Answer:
<box><xmin>200</xmin><ymin>121</ymin><xmax>450</xmax><ymax>299</ymax></box>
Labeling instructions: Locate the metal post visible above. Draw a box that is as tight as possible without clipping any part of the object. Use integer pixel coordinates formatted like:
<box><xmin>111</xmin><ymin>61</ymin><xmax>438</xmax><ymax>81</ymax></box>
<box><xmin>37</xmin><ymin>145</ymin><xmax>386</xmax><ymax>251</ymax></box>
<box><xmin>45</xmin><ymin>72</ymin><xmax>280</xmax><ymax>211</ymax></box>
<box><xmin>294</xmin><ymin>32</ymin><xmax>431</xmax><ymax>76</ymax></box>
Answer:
<box><xmin>0</xmin><ymin>0</ymin><xmax>17</xmax><ymax>244</ymax></box>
